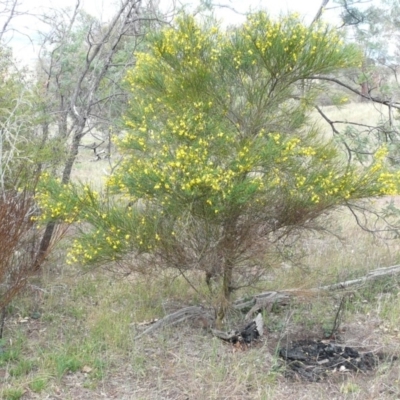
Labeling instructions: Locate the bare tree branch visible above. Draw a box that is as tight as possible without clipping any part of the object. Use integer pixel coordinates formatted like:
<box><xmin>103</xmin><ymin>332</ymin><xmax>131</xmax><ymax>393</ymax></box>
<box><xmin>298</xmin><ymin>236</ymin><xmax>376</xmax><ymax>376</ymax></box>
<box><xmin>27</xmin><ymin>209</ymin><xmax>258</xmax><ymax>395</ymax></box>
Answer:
<box><xmin>0</xmin><ymin>0</ymin><xmax>18</xmax><ymax>42</ymax></box>
<box><xmin>311</xmin><ymin>0</ymin><xmax>330</xmax><ymax>25</ymax></box>
<box><xmin>308</xmin><ymin>75</ymin><xmax>400</xmax><ymax>110</ymax></box>
<box><xmin>315</xmin><ymin>105</ymin><xmax>353</xmax><ymax>163</ymax></box>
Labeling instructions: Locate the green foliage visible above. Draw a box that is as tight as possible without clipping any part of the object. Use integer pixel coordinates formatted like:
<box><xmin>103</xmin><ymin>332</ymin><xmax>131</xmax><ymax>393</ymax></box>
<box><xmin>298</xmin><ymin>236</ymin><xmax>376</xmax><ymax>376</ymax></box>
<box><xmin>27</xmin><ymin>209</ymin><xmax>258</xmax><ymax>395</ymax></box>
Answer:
<box><xmin>0</xmin><ymin>334</ymin><xmax>24</xmax><ymax>366</ymax></box>
<box><xmin>338</xmin><ymin>0</ymin><xmax>400</xmax><ymax>63</ymax></box>
<box><xmin>36</xmin><ymin>13</ymin><xmax>400</xmax><ymax>321</ymax></box>
<box><xmin>9</xmin><ymin>359</ymin><xmax>35</xmax><ymax>377</ymax></box>
<box><xmin>36</xmin><ymin>174</ymin><xmax>100</xmax><ymax>224</ymax></box>
<box><xmin>53</xmin><ymin>355</ymin><xmax>82</xmax><ymax>378</ymax></box>
<box><xmin>0</xmin><ymin>346</ymin><xmax>20</xmax><ymax>365</ymax></box>
<box><xmin>0</xmin><ymin>47</ymin><xmax>34</xmax><ymax>189</ymax></box>
<box><xmin>1</xmin><ymin>387</ymin><xmax>24</xmax><ymax>400</ymax></box>
<box><xmin>0</xmin><ymin>45</ymin><xmax>66</xmax><ymax>190</ymax></box>
<box><xmin>29</xmin><ymin>378</ymin><xmax>48</xmax><ymax>393</ymax></box>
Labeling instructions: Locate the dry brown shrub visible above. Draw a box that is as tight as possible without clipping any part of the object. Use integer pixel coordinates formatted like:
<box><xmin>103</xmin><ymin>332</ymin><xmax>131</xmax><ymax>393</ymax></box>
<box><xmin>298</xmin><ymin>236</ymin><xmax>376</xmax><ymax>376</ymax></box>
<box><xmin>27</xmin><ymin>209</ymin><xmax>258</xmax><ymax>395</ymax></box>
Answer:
<box><xmin>0</xmin><ymin>190</ymin><xmax>68</xmax><ymax>336</ymax></box>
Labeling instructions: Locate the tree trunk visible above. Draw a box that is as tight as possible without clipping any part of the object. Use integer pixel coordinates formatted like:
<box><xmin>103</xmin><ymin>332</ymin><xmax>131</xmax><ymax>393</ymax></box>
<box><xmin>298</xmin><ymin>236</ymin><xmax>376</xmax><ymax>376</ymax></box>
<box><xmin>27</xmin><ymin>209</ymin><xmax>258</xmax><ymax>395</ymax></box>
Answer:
<box><xmin>215</xmin><ymin>219</ymin><xmax>239</xmax><ymax>328</ymax></box>
<box><xmin>215</xmin><ymin>259</ymin><xmax>234</xmax><ymax>329</ymax></box>
<box><xmin>35</xmin><ymin>128</ymin><xmax>83</xmax><ymax>268</ymax></box>
<box><xmin>62</xmin><ymin>130</ymin><xmax>83</xmax><ymax>184</ymax></box>
<box><xmin>360</xmin><ymin>81</ymin><xmax>369</xmax><ymax>102</ymax></box>
<box><xmin>58</xmin><ymin>100</ymin><xmax>68</xmax><ymax>139</ymax></box>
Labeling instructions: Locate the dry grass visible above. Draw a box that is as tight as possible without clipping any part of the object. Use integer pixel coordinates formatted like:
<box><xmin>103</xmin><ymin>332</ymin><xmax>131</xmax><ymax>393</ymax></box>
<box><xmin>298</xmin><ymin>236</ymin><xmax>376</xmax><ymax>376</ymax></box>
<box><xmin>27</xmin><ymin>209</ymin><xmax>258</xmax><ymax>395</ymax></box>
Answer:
<box><xmin>2</xmin><ymin>102</ymin><xmax>400</xmax><ymax>399</ymax></box>
<box><xmin>1</xmin><ymin>251</ymin><xmax>400</xmax><ymax>399</ymax></box>
<box><xmin>270</xmin><ymin>202</ymin><xmax>400</xmax><ymax>291</ymax></box>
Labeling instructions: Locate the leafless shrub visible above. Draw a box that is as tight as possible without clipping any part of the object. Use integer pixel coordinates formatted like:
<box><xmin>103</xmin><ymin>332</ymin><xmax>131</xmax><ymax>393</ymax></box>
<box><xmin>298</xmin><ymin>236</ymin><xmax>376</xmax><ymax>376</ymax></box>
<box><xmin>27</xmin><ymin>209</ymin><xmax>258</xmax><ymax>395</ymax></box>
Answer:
<box><xmin>0</xmin><ymin>189</ymin><xmax>67</xmax><ymax>337</ymax></box>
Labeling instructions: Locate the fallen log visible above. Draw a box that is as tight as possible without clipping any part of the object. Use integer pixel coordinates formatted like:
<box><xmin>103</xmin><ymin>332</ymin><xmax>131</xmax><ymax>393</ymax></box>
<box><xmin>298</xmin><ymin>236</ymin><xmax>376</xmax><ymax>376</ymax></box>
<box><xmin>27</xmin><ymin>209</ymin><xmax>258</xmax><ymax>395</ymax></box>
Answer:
<box><xmin>233</xmin><ymin>264</ymin><xmax>400</xmax><ymax>318</ymax></box>
<box><xmin>134</xmin><ymin>306</ymin><xmax>213</xmax><ymax>339</ymax></box>
<box><xmin>134</xmin><ymin>264</ymin><xmax>400</xmax><ymax>339</ymax></box>
<box><xmin>317</xmin><ymin>264</ymin><xmax>400</xmax><ymax>291</ymax></box>
<box><xmin>233</xmin><ymin>291</ymin><xmax>291</xmax><ymax>319</ymax></box>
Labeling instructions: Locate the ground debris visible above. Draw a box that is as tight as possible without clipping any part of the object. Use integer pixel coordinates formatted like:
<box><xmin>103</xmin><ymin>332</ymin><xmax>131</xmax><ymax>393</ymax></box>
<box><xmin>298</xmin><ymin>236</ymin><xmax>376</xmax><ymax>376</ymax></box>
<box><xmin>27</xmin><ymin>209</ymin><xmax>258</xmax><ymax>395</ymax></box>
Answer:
<box><xmin>134</xmin><ymin>306</ymin><xmax>214</xmax><ymax>339</ymax></box>
<box><xmin>211</xmin><ymin>313</ymin><xmax>263</xmax><ymax>345</ymax></box>
<box><xmin>279</xmin><ymin>339</ymin><xmax>388</xmax><ymax>381</ymax></box>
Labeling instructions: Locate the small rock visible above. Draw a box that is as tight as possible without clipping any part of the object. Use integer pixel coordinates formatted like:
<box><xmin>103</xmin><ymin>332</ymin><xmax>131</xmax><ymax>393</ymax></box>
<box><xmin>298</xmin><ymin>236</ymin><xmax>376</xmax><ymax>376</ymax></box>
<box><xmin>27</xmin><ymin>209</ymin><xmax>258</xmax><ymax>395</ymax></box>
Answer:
<box><xmin>31</xmin><ymin>311</ymin><xmax>41</xmax><ymax>319</ymax></box>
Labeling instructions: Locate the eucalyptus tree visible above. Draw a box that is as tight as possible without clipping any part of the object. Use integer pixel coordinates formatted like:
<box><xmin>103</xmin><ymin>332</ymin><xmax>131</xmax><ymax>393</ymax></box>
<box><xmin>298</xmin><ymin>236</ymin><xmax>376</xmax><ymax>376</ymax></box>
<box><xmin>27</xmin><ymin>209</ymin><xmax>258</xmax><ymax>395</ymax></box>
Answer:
<box><xmin>35</xmin><ymin>0</ymin><xmax>168</xmax><ymax>258</ymax></box>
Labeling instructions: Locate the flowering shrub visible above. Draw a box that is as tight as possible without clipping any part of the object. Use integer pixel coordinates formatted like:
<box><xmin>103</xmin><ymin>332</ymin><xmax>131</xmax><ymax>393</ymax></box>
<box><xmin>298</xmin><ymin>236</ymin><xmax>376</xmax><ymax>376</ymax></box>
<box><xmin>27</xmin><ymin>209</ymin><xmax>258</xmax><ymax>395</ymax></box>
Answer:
<box><xmin>37</xmin><ymin>13</ymin><xmax>400</xmax><ymax>325</ymax></box>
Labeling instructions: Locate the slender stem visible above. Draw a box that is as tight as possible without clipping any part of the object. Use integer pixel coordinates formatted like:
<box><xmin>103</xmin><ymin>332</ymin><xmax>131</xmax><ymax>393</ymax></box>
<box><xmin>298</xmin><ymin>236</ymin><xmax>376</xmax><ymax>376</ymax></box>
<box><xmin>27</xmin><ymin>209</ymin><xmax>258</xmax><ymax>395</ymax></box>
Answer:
<box><xmin>0</xmin><ymin>307</ymin><xmax>6</xmax><ymax>339</ymax></box>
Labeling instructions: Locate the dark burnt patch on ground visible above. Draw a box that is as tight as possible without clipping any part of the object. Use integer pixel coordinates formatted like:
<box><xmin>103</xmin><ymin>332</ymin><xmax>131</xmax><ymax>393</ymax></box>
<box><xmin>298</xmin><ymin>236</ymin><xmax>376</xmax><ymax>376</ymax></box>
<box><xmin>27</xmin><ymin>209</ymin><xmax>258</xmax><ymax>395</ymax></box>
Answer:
<box><xmin>279</xmin><ymin>339</ymin><xmax>396</xmax><ymax>382</ymax></box>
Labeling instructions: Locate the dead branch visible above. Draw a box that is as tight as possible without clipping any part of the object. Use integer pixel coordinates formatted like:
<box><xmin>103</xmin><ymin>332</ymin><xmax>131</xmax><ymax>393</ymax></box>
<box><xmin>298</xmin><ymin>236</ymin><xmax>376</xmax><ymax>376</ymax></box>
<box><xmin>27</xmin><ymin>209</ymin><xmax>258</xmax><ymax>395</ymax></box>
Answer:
<box><xmin>134</xmin><ymin>306</ymin><xmax>213</xmax><ymax>339</ymax></box>
<box><xmin>233</xmin><ymin>265</ymin><xmax>400</xmax><ymax>319</ymax></box>
<box><xmin>308</xmin><ymin>75</ymin><xmax>400</xmax><ymax>110</ymax></box>
<box><xmin>233</xmin><ymin>291</ymin><xmax>291</xmax><ymax>320</ymax></box>
<box><xmin>311</xmin><ymin>0</ymin><xmax>330</xmax><ymax>25</ymax></box>
<box><xmin>318</xmin><ymin>264</ymin><xmax>400</xmax><ymax>290</ymax></box>
<box><xmin>133</xmin><ymin>264</ymin><xmax>400</xmax><ymax>339</ymax></box>
<box><xmin>326</xmin><ymin>293</ymin><xmax>349</xmax><ymax>339</ymax></box>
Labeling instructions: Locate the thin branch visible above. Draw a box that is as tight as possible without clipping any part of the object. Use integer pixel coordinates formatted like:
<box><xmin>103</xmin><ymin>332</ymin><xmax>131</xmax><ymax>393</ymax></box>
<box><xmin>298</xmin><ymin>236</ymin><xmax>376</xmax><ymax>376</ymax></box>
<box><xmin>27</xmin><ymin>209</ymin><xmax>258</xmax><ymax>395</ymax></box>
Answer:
<box><xmin>311</xmin><ymin>0</ymin><xmax>330</xmax><ymax>25</ymax></box>
<box><xmin>0</xmin><ymin>0</ymin><xmax>18</xmax><ymax>42</ymax></box>
<box><xmin>315</xmin><ymin>105</ymin><xmax>353</xmax><ymax>163</ymax></box>
<box><xmin>308</xmin><ymin>76</ymin><xmax>400</xmax><ymax>110</ymax></box>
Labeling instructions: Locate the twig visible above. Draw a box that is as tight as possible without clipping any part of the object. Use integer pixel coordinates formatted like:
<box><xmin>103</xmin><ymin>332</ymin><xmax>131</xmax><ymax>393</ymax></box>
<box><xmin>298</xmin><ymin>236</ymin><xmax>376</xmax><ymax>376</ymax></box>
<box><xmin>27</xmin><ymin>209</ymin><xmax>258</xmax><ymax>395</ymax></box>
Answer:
<box><xmin>327</xmin><ymin>294</ymin><xmax>349</xmax><ymax>338</ymax></box>
<box><xmin>315</xmin><ymin>105</ymin><xmax>353</xmax><ymax>162</ymax></box>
